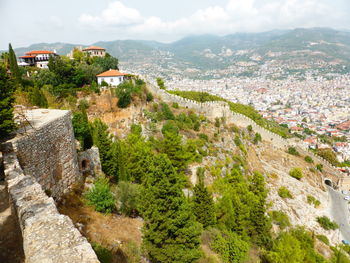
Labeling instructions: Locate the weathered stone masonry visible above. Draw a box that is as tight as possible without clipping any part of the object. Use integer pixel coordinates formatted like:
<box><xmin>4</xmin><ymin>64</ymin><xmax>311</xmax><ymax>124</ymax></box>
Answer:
<box><xmin>1</xmin><ymin>109</ymin><xmax>99</xmax><ymax>263</ymax></box>
<box><xmin>11</xmin><ymin>109</ymin><xmax>81</xmax><ymax>200</ymax></box>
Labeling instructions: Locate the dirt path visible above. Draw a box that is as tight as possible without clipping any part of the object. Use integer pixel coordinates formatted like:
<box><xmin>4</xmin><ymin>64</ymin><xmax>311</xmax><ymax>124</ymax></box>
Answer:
<box><xmin>0</xmin><ymin>181</ymin><xmax>24</xmax><ymax>263</ymax></box>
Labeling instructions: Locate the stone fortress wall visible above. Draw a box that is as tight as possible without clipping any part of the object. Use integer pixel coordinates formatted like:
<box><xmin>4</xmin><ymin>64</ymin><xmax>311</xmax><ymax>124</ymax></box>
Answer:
<box><xmin>1</xmin><ymin>109</ymin><xmax>99</xmax><ymax>263</ymax></box>
<box><xmin>145</xmin><ymin>79</ymin><xmax>346</xmax><ymax>185</ymax></box>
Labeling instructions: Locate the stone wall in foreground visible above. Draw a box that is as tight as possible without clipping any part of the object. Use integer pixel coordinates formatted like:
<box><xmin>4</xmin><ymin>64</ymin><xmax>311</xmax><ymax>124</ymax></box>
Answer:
<box><xmin>2</xmin><ymin>143</ymin><xmax>99</xmax><ymax>263</ymax></box>
<box><xmin>11</xmin><ymin>110</ymin><xmax>81</xmax><ymax>200</ymax></box>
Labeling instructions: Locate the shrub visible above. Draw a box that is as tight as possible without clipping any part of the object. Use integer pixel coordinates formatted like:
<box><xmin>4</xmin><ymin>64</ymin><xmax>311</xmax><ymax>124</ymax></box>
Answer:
<box><xmin>199</xmin><ymin>133</ymin><xmax>209</xmax><ymax>142</ymax></box>
<box><xmin>214</xmin><ymin>118</ymin><xmax>220</xmax><ymax>128</ymax></box>
<box><xmin>210</xmin><ymin>229</ymin><xmax>250</xmax><ymax>263</ymax></box>
<box><xmin>287</xmin><ymin>147</ymin><xmax>300</xmax><ymax>156</ymax></box>
<box><xmin>253</xmin><ymin>133</ymin><xmax>262</xmax><ymax>144</ymax></box>
<box><xmin>116</xmin><ymin>181</ymin><xmax>141</xmax><ymax>217</ymax></box>
<box><xmin>278</xmin><ymin>187</ymin><xmax>293</xmax><ymax>199</ymax></box>
<box><xmin>193</xmin><ymin>121</ymin><xmax>200</xmax><ymax>131</ymax></box>
<box><xmin>270</xmin><ymin>210</ymin><xmax>291</xmax><ymax>230</ymax></box>
<box><xmin>161</xmin><ymin>121</ymin><xmax>179</xmax><ymax>135</ymax></box>
<box><xmin>247</xmin><ymin>125</ymin><xmax>253</xmax><ymax>132</ymax></box>
<box><xmin>304</xmin><ymin>156</ymin><xmax>314</xmax><ymax>163</ymax></box>
<box><xmin>234</xmin><ymin>136</ymin><xmax>242</xmax><ymax>147</ymax></box>
<box><xmin>316</xmin><ymin>234</ymin><xmax>329</xmax><ymax>245</ymax></box>
<box><xmin>146</xmin><ymin>92</ymin><xmax>153</xmax><ymax>102</ymax></box>
<box><xmin>316</xmin><ymin>148</ymin><xmax>340</xmax><ymax>166</ymax></box>
<box><xmin>85</xmin><ymin>177</ymin><xmax>115</xmax><ymax>213</ymax></box>
<box><xmin>289</xmin><ymin>168</ymin><xmax>303</xmax><ymax>180</ymax></box>
<box><xmin>316</xmin><ymin>164</ymin><xmax>323</xmax><ymax>172</ymax></box>
<box><xmin>92</xmin><ymin>243</ymin><xmax>113</xmax><ymax>263</ymax></box>
<box><xmin>307</xmin><ymin>195</ymin><xmax>321</xmax><ymax>208</ymax></box>
<box><xmin>316</xmin><ymin>216</ymin><xmax>339</xmax><ymax>230</ymax></box>
<box><xmin>172</xmin><ymin>102</ymin><xmax>179</xmax><ymax>108</ymax></box>
<box><xmin>160</xmin><ymin>103</ymin><xmax>175</xmax><ymax>120</ymax></box>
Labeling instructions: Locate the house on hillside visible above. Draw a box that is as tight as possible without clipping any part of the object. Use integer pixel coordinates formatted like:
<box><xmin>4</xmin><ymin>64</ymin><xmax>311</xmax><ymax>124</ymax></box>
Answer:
<box><xmin>82</xmin><ymin>46</ymin><xmax>106</xmax><ymax>57</ymax></box>
<box><xmin>96</xmin><ymin>69</ymin><xmax>128</xmax><ymax>87</ymax></box>
<box><xmin>18</xmin><ymin>50</ymin><xmax>58</xmax><ymax>68</ymax></box>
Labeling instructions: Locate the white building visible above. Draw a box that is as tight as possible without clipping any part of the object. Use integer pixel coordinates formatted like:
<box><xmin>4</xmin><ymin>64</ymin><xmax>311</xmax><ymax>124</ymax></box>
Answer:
<box><xmin>82</xmin><ymin>46</ymin><xmax>106</xmax><ymax>57</ymax></box>
<box><xmin>96</xmin><ymin>69</ymin><xmax>128</xmax><ymax>86</ymax></box>
<box><xmin>18</xmin><ymin>50</ymin><xmax>58</xmax><ymax>68</ymax></box>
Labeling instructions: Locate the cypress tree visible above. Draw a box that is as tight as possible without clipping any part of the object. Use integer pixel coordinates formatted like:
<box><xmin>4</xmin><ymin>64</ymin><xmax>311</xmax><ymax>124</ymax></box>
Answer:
<box><xmin>91</xmin><ymin>119</ymin><xmax>119</xmax><ymax>180</ymax></box>
<box><xmin>139</xmin><ymin>154</ymin><xmax>202</xmax><ymax>263</ymax></box>
<box><xmin>72</xmin><ymin>110</ymin><xmax>93</xmax><ymax>150</ymax></box>
<box><xmin>248</xmin><ymin>172</ymin><xmax>272</xmax><ymax>247</ymax></box>
<box><xmin>192</xmin><ymin>168</ymin><xmax>216</xmax><ymax>228</ymax></box>
<box><xmin>8</xmin><ymin>43</ymin><xmax>21</xmax><ymax>82</ymax></box>
<box><xmin>0</xmin><ymin>65</ymin><xmax>16</xmax><ymax>138</ymax></box>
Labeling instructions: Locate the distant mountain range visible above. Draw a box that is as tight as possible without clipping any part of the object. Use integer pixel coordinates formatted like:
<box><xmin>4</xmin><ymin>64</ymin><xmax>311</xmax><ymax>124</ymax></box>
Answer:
<box><xmin>7</xmin><ymin>27</ymin><xmax>350</xmax><ymax>78</ymax></box>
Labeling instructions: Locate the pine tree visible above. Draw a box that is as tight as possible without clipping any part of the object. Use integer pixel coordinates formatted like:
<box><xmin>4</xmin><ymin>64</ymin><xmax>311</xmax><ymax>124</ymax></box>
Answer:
<box><xmin>139</xmin><ymin>154</ymin><xmax>202</xmax><ymax>263</ymax></box>
<box><xmin>0</xmin><ymin>65</ymin><xmax>16</xmax><ymax>138</ymax></box>
<box><xmin>29</xmin><ymin>86</ymin><xmax>48</xmax><ymax>108</ymax></box>
<box><xmin>248</xmin><ymin>172</ymin><xmax>272</xmax><ymax>247</ymax></box>
<box><xmin>91</xmin><ymin>119</ymin><xmax>119</xmax><ymax>180</ymax></box>
<box><xmin>192</xmin><ymin>168</ymin><xmax>216</xmax><ymax>228</ymax></box>
<box><xmin>160</xmin><ymin>131</ymin><xmax>189</xmax><ymax>171</ymax></box>
<box><xmin>8</xmin><ymin>43</ymin><xmax>21</xmax><ymax>82</ymax></box>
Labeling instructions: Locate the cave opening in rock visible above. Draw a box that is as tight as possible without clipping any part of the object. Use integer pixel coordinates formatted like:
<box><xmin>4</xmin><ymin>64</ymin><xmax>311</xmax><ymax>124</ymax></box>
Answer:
<box><xmin>325</xmin><ymin>179</ymin><xmax>332</xmax><ymax>187</ymax></box>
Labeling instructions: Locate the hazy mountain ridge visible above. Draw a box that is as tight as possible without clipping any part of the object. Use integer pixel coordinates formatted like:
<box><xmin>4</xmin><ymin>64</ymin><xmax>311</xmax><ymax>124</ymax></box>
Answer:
<box><xmin>8</xmin><ymin>27</ymin><xmax>350</xmax><ymax>78</ymax></box>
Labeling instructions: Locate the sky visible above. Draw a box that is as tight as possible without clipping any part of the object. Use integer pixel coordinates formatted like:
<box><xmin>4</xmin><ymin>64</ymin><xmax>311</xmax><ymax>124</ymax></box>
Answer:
<box><xmin>1</xmin><ymin>0</ymin><xmax>349</xmax><ymax>50</ymax></box>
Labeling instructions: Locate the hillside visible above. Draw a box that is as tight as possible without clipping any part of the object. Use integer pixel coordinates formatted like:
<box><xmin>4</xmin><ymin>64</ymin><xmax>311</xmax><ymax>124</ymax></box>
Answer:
<box><xmin>8</xmin><ymin>27</ymin><xmax>350</xmax><ymax>79</ymax></box>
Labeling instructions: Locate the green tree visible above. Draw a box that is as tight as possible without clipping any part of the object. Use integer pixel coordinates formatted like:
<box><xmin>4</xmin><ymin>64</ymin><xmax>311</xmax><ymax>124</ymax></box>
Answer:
<box><xmin>0</xmin><ymin>65</ymin><xmax>16</xmax><ymax>138</ymax></box>
<box><xmin>156</xmin><ymin>77</ymin><xmax>166</xmax><ymax>89</ymax></box>
<box><xmin>91</xmin><ymin>119</ymin><xmax>119</xmax><ymax>180</ymax></box>
<box><xmin>192</xmin><ymin>169</ymin><xmax>216</xmax><ymax>228</ymax></box>
<box><xmin>29</xmin><ymin>86</ymin><xmax>48</xmax><ymax>108</ymax></box>
<box><xmin>85</xmin><ymin>177</ymin><xmax>115</xmax><ymax>213</ymax></box>
<box><xmin>8</xmin><ymin>43</ymin><xmax>21</xmax><ymax>82</ymax></box>
<box><xmin>72</xmin><ymin>110</ymin><xmax>93</xmax><ymax>150</ymax></box>
<box><xmin>248</xmin><ymin>172</ymin><xmax>272</xmax><ymax>247</ymax></box>
<box><xmin>93</xmin><ymin>54</ymin><xmax>119</xmax><ymax>71</ymax></box>
<box><xmin>116</xmin><ymin>181</ymin><xmax>141</xmax><ymax>217</ymax></box>
<box><xmin>139</xmin><ymin>154</ymin><xmax>202</xmax><ymax>263</ymax></box>
<box><xmin>160</xmin><ymin>131</ymin><xmax>189</xmax><ymax>171</ymax></box>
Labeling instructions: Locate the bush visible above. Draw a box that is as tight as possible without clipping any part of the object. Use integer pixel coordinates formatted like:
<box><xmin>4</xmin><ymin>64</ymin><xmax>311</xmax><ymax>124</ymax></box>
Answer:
<box><xmin>172</xmin><ymin>102</ymin><xmax>179</xmax><ymax>109</ymax></box>
<box><xmin>92</xmin><ymin>243</ymin><xmax>113</xmax><ymax>263</ymax></box>
<box><xmin>247</xmin><ymin>125</ymin><xmax>253</xmax><ymax>132</ymax></box>
<box><xmin>85</xmin><ymin>177</ymin><xmax>115</xmax><ymax>213</ymax></box>
<box><xmin>146</xmin><ymin>92</ymin><xmax>153</xmax><ymax>102</ymax></box>
<box><xmin>215</xmin><ymin>118</ymin><xmax>220</xmax><ymax>128</ymax></box>
<box><xmin>270</xmin><ymin>210</ymin><xmax>291</xmax><ymax>230</ymax></box>
<box><xmin>316</xmin><ymin>148</ymin><xmax>340</xmax><ymax>166</ymax></box>
<box><xmin>253</xmin><ymin>133</ymin><xmax>262</xmax><ymax>144</ymax></box>
<box><xmin>116</xmin><ymin>181</ymin><xmax>141</xmax><ymax>217</ymax></box>
<box><xmin>287</xmin><ymin>147</ymin><xmax>300</xmax><ymax>156</ymax></box>
<box><xmin>161</xmin><ymin>121</ymin><xmax>179</xmax><ymax>135</ymax></box>
<box><xmin>316</xmin><ymin>164</ymin><xmax>323</xmax><ymax>172</ymax></box>
<box><xmin>210</xmin><ymin>229</ymin><xmax>249</xmax><ymax>263</ymax></box>
<box><xmin>316</xmin><ymin>234</ymin><xmax>329</xmax><ymax>245</ymax></box>
<box><xmin>160</xmin><ymin>103</ymin><xmax>175</xmax><ymax>120</ymax></box>
<box><xmin>278</xmin><ymin>187</ymin><xmax>293</xmax><ymax>199</ymax></box>
<box><xmin>199</xmin><ymin>133</ymin><xmax>209</xmax><ymax>142</ymax></box>
<box><xmin>307</xmin><ymin>195</ymin><xmax>321</xmax><ymax>208</ymax></box>
<box><xmin>289</xmin><ymin>168</ymin><xmax>303</xmax><ymax>180</ymax></box>
<box><xmin>304</xmin><ymin>156</ymin><xmax>314</xmax><ymax>163</ymax></box>
<box><xmin>317</xmin><ymin>216</ymin><xmax>339</xmax><ymax>230</ymax></box>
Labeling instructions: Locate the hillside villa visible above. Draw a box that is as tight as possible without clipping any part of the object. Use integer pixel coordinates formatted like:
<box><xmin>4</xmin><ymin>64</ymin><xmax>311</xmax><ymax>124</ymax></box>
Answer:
<box><xmin>18</xmin><ymin>50</ymin><xmax>58</xmax><ymax>68</ymax></box>
<box><xmin>82</xmin><ymin>46</ymin><xmax>106</xmax><ymax>57</ymax></box>
<box><xmin>96</xmin><ymin>69</ymin><xmax>128</xmax><ymax>86</ymax></box>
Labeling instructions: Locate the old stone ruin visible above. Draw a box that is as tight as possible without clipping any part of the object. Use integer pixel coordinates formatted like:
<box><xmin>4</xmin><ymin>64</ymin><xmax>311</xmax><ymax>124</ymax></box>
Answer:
<box><xmin>0</xmin><ymin>109</ymin><xmax>101</xmax><ymax>263</ymax></box>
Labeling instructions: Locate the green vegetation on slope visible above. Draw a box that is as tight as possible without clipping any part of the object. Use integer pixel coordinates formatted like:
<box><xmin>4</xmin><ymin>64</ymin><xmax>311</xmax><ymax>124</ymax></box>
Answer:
<box><xmin>167</xmin><ymin>90</ymin><xmax>290</xmax><ymax>138</ymax></box>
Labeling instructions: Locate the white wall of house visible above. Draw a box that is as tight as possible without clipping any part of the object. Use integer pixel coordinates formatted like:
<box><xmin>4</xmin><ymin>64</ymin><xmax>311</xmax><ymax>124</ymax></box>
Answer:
<box><xmin>97</xmin><ymin>76</ymin><xmax>125</xmax><ymax>86</ymax></box>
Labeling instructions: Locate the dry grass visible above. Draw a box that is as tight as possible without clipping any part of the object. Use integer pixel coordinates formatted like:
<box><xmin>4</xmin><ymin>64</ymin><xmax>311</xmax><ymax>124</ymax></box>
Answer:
<box><xmin>58</xmin><ymin>191</ymin><xmax>143</xmax><ymax>249</ymax></box>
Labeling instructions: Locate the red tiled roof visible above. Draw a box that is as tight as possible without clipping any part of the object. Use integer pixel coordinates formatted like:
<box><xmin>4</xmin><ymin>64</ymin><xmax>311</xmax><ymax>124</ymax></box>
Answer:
<box><xmin>96</xmin><ymin>69</ymin><xmax>127</xmax><ymax>77</ymax></box>
<box><xmin>25</xmin><ymin>50</ymin><xmax>54</xmax><ymax>55</ymax></box>
<box><xmin>82</xmin><ymin>46</ymin><xmax>105</xmax><ymax>51</ymax></box>
<box><xmin>19</xmin><ymin>55</ymin><xmax>35</xmax><ymax>58</ymax></box>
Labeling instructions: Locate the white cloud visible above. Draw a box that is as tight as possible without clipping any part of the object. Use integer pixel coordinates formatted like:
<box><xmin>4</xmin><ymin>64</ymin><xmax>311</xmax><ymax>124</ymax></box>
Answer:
<box><xmin>78</xmin><ymin>0</ymin><xmax>348</xmax><ymax>41</ymax></box>
<box><xmin>79</xmin><ymin>1</ymin><xmax>143</xmax><ymax>28</ymax></box>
